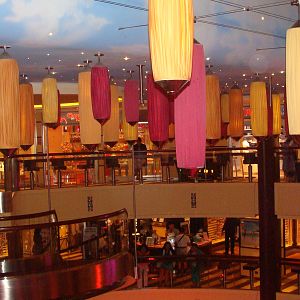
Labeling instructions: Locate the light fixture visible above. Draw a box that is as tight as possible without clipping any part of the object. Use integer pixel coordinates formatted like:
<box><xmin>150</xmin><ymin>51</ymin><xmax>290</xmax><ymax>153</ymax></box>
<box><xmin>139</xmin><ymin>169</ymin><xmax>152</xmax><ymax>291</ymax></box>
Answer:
<box><xmin>122</xmin><ymin>68</ymin><xmax>126</xmax><ymax>71</ymax></box>
<box><xmin>81</xmin><ymin>51</ymin><xmax>85</xmax><ymax>55</ymax></box>
<box><xmin>46</xmin><ymin>53</ymin><xmax>50</xmax><ymax>56</ymax></box>
<box><xmin>58</xmin><ymin>59</ymin><xmax>62</xmax><ymax>62</ymax></box>
<box><xmin>206</xmin><ymin>57</ymin><xmax>211</xmax><ymax>61</ymax></box>
<box><xmin>280</xmin><ymin>70</ymin><xmax>285</xmax><ymax>74</ymax></box>
<box><xmin>261</xmin><ymin>16</ymin><xmax>265</xmax><ymax>21</ymax></box>
<box><xmin>271</xmin><ymin>73</ymin><xmax>275</xmax><ymax>76</ymax></box>
<box><xmin>123</xmin><ymin>56</ymin><xmax>130</xmax><ymax>61</ymax></box>
<box><xmin>243</xmin><ymin>74</ymin><xmax>246</xmax><ymax>77</ymax></box>
<box><xmin>148</xmin><ymin>0</ymin><xmax>193</xmax><ymax>96</ymax></box>
<box><xmin>48</xmin><ymin>32</ymin><xmax>53</xmax><ymax>36</ymax></box>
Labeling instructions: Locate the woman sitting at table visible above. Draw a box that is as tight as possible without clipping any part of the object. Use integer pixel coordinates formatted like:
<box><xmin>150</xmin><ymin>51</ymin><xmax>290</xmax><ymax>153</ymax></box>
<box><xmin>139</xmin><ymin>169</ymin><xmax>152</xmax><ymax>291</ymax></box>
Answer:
<box><xmin>157</xmin><ymin>242</ymin><xmax>174</xmax><ymax>287</ymax></box>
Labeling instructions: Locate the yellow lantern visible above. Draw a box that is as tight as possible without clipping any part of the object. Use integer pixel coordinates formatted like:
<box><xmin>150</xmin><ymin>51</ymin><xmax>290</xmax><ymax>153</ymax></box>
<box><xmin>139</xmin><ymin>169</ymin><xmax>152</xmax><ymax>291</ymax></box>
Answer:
<box><xmin>103</xmin><ymin>85</ymin><xmax>120</xmax><ymax>147</ymax></box>
<box><xmin>286</xmin><ymin>26</ymin><xmax>300</xmax><ymax>135</ymax></box>
<box><xmin>228</xmin><ymin>87</ymin><xmax>244</xmax><ymax>139</ymax></box>
<box><xmin>148</xmin><ymin>0</ymin><xmax>194</xmax><ymax>95</ymax></box>
<box><xmin>250</xmin><ymin>81</ymin><xmax>268</xmax><ymax>137</ymax></box>
<box><xmin>121</xmin><ymin>95</ymin><xmax>138</xmax><ymax>145</ymax></box>
<box><xmin>206</xmin><ymin>74</ymin><xmax>221</xmax><ymax>141</ymax></box>
<box><xmin>78</xmin><ymin>68</ymin><xmax>101</xmax><ymax>149</ymax></box>
<box><xmin>20</xmin><ymin>79</ymin><xmax>35</xmax><ymax>150</ymax></box>
<box><xmin>42</xmin><ymin>72</ymin><xmax>58</xmax><ymax>125</ymax></box>
<box><xmin>272</xmin><ymin>93</ymin><xmax>281</xmax><ymax>136</ymax></box>
<box><xmin>0</xmin><ymin>47</ymin><xmax>20</xmax><ymax>154</ymax></box>
<box><xmin>220</xmin><ymin>93</ymin><xmax>230</xmax><ymax>124</ymax></box>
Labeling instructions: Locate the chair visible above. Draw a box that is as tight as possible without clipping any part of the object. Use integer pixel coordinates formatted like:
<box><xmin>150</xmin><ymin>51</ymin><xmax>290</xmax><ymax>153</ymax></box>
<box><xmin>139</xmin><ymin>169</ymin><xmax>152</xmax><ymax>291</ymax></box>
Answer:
<box><xmin>77</xmin><ymin>159</ymin><xmax>94</xmax><ymax>187</ymax></box>
<box><xmin>243</xmin><ymin>263</ymin><xmax>259</xmax><ymax>289</ymax></box>
<box><xmin>23</xmin><ymin>160</ymin><xmax>40</xmax><ymax>190</ymax></box>
<box><xmin>218</xmin><ymin>261</ymin><xmax>231</xmax><ymax>288</ymax></box>
<box><xmin>51</xmin><ymin>159</ymin><xmax>67</xmax><ymax>188</ymax></box>
<box><xmin>106</xmin><ymin>157</ymin><xmax>120</xmax><ymax>186</ymax></box>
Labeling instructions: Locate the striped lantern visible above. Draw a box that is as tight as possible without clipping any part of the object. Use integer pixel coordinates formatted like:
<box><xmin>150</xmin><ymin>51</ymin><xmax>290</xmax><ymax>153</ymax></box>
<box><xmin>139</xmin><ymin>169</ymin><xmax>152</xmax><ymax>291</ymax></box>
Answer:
<box><xmin>124</xmin><ymin>79</ymin><xmax>139</xmax><ymax>125</ymax></box>
<box><xmin>175</xmin><ymin>43</ymin><xmax>206</xmax><ymax>169</ymax></box>
<box><xmin>103</xmin><ymin>85</ymin><xmax>120</xmax><ymax>147</ymax></box>
<box><xmin>147</xmin><ymin>74</ymin><xmax>169</xmax><ymax>147</ymax></box>
<box><xmin>148</xmin><ymin>0</ymin><xmax>194</xmax><ymax>96</ymax></box>
<box><xmin>250</xmin><ymin>81</ymin><xmax>268</xmax><ymax>137</ymax></box>
<box><xmin>0</xmin><ymin>48</ymin><xmax>20</xmax><ymax>155</ymax></box>
<box><xmin>91</xmin><ymin>53</ymin><xmax>111</xmax><ymax>125</ymax></box>
<box><xmin>19</xmin><ymin>79</ymin><xmax>35</xmax><ymax>150</ymax></box>
<box><xmin>286</xmin><ymin>26</ymin><xmax>300</xmax><ymax>135</ymax></box>
<box><xmin>42</xmin><ymin>75</ymin><xmax>58</xmax><ymax>126</ymax></box>
<box><xmin>272</xmin><ymin>93</ymin><xmax>281</xmax><ymax>136</ymax></box>
<box><xmin>78</xmin><ymin>68</ymin><xmax>101</xmax><ymax>150</ymax></box>
<box><xmin>206</xmin><ymin>74</ymin><xmax>221</xmax><ymax>141</ymax></box>
<box><xmin>228</xmin><ymin>86</ymin><xmax>244</xmax><ymax>139</ymax></box>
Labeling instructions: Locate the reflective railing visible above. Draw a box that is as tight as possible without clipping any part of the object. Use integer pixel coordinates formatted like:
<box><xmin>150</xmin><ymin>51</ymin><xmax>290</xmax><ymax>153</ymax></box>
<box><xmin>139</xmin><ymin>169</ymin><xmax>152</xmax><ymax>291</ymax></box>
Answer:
<box><xmin>0</xmin><ymin>208</ymin><xmax>129</xmax><ymax>275</ymax></box>
<box><xmin>0</xmin><ymin>145</ymin><xmax>298</xmax><ymax>190</ymax></box>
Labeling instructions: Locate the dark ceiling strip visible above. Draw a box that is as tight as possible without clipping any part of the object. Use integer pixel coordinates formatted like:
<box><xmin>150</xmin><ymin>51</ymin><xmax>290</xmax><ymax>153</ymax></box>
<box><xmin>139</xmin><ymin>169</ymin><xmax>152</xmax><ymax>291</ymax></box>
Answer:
<box><xmin>256</xmin><ymin>46</ymin><xmax>286</xmax><ymax>51</ymax></box>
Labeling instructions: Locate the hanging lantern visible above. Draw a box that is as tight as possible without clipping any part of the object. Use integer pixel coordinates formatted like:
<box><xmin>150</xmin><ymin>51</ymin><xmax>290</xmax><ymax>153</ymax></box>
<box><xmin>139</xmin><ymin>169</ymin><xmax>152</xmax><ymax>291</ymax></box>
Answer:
<box><xmin>272</xmin><ymin>93</ymin><xmax>281</xmax><ymax>136</ymax></box>
<box><xmin>175</xmin><ymin>43</ymin><xmax>206</xmax><ymax>169</ymax></box>
<box><xmin>103</xmin><ymin>85</ymin><xmax>120</xmax><ymax>147</ymax></box>
<box><xmin>286</xmin><ymin>25</ymin><xmax>300</xmax><ymax>135</ymax></box>
<box><xmin>42</xmin><ymin>67</ymin><xmax>58</xmax><ymax>126</ymax></box>
<box><xmin>228</xmin><ymin>86</ymin><xmax>244</xmax><ymax>139</ymax></box>
<box><xmin>122</xmin><ymin>100</ymin><xmax>138</xmax><ymax>145</ymax></box>
<box><xmin>48</xmin><ymin>89</ymin><xmax>61</xmax><ymax>130</ymax></box>
<box><xmin>148</xmin><ymin>0</ymin><xmax>194</xmax><ymax>96</ymax></box>
<box><xmin>0</xmin><ymin>46</ymin><xmax>20</xmax><ymax>156</ymax></box>
<box><xmin>91</xmin><ymin>52</ymin><xmax>111</xmax><ymax>125</ymax></box>
<box><xmin>78</xmin><ymin>63</ymin><xmax>101</xmax><ymax>150</ymax></box>
<box><xmin>124</xmin><ymin>71</ymin><xmax>139</xmax><ymax>125</ymax></box>
<box><xmin>147</xmin><ymin>74</ymin><xmax>169</xmax><ymax>147</ymax></box>
<box><xmin>19</xmin><ymin>75</ymin><xmax>35</xmax><ymax>151</ymax></box>
<box><xmin>206</xmin><ymin>73</ymin><xmax>221</xmax><ymax>142</ymax></box>
<box><xmin>250</xmin><ymin>81</ymin><xmax>268</xmax><ymax>137</ymax></box>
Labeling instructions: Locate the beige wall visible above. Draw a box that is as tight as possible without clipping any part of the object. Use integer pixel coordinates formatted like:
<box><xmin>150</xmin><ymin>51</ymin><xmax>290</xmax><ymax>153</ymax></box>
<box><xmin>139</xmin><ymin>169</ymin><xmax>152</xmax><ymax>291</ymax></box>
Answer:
<box><xmin>12</xmin><ymin>183</ymin><xmax>258</xmax><ymax>221</ymax></box>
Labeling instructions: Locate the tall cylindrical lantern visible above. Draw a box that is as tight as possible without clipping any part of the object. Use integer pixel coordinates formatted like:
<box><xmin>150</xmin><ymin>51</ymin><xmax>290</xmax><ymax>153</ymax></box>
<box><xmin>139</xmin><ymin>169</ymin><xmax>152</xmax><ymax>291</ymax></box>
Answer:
<box><xmin>91</xmin><ymin>53</ymin><xmax>111</xmax><ymax>125</ymax></box>
<box><xmin>206</xmin><ymin>74</ymin><xmax>221</xmax><ymax>141</ymax></box>
<box><xmin>19</xmin><ymin>77</ymin><xmax>35</xmax><ymax>150</ymax></box>
<box><xmin>148</xmin><ymin>0</ymin><xmax>194</xmax><ymax>96</ymax></box>
<box><xmin>0</xmin><ymin>47</ymin><xmax>20</xmax><ymax>155</ymax></box>
<box><xmin>228</xmin><ymin>86</ymin><xmax>244</xmax><ymax>139</ymax></box>
<box><xmin>221</xmin><ymin>93</ymin><xmax>230</xmax><ymax>124</ymax></box>
<box><xmin>175</xmin><ymin>43</ymin><xmax>206</xmax><ymax>169</ymax></box>
<box><xmin>124</xmin><ymin>77</ymin><xmax>139</xmax><ymax>125</ymax></box>
<box><xmin>250</xmin><ymin>81</ymin><xmax>268</xmax><ymax>137</ymax></box>
<box><xmin>272</xmin><ymin>93</ymin><xmax>281</xmax><ymax>136</ymax></box>
<box><xmin>42</xmin><ymin>69</ymin><xmax>58</xmax><ymax>126</ymax></box>
<box><xmin>147</xmin><ymin>74</ymin><xmax>169</xmax><ymax>147</ymax></box>
<box><xmin>48</xmin><ymin>89</ymin><xmax>61</xmax><ymax>129</ymax></box>
<box><xmin>286</xmin><ymin>26</ymin><xmax>300</xmax><ymax>135</ymax></box>
<box><xmin>78</xmin><ymin>67</ymin><xmax>101</xmax><ymax>150</ymax></box>
<box><xmin>103</xmin><ymin>85</ymin><xmax>120</xmax><ymax>147</ymax></box>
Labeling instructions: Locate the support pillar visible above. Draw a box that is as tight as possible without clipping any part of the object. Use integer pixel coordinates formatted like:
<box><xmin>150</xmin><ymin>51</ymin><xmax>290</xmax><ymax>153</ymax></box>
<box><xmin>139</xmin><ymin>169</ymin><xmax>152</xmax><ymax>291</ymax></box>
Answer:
<box><xmin>258</xmin><ymin>137</ymin><xmax>281</xmax><ymax>300</ymax></box>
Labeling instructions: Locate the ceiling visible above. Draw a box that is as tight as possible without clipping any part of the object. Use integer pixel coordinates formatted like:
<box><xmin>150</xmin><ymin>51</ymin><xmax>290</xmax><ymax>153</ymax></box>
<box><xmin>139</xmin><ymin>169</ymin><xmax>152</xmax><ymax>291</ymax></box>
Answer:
<box><xmin>0</xmin><ymin>0</ymin><xmax>297</xmax><ymax>91</ymax></box>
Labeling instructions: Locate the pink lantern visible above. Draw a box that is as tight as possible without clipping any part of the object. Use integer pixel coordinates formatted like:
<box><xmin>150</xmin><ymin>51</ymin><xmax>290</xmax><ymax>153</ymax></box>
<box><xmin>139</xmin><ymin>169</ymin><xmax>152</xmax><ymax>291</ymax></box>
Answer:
<box><xmin>124</xmin><ymin>79</ymin><xmax>139</xmax><ymax>125</ymax></box>
<box><xmin>147</xmin><ymin>74</ymin><xmax>169</xmax><ymax>147</ymax></box>
<box><xmin>91</xmin><ymin>53</ymin><xmax>111</xmax><ymax>125</ymax></box>
<box><xmin>174</xmin><ymin>43</ymin><xmax>206</xmax><ymax>169</ymax></box>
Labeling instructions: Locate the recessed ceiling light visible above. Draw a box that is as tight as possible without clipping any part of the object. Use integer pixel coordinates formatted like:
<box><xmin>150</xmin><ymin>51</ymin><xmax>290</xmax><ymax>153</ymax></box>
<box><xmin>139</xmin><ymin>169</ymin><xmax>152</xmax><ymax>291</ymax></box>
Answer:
<box><xmin>264</xmin><ymin>76</ymin><xmax>268</xmax><ymax>79</ymax></box>
<box><xmin>280</xmin><ymin>70</ymin><xmax>285</xmax><ymax>74</ymax></box>
<box><xmin>271</xmin><ymin>73</ymin><xmax>275</xmax><ymax>76</ymax></box>
<box><xmin>124</xmin><ymin>79</ymin><xmax>127</xmax><ymax>82</ymax></box>
<box><xmin>48</xmin><ymin>32</ymin><xmax>53</xmax><ymax>36</ymax></box>
<box><xmin>124</xmin><ymin>56</ymin><xmax>130</xmax><ymax>61</ymax></box>
<box><xmin>26</xmin><ymin>57</ymin><xmax>30</xmax><ymax>60</ymax></box>
<box><xmin>276</xmin><ymin>83</ymin><xmax>279</xmax><ymax>86</ymax></box>
<box><xmin>206</xmin><ymin>57</ymin><xmax>210</xmax><ymax>61</ymax></box>
<box><xmin>244</xmin><ymin>84</ymin><xmax>248</xmax><ymax>88</ymax></box>
<box><xmin>81</xmin><ymin>51</ymin><xmax>85</xmax><ymax>55</ymax></box>
<box><xmin>114</xmin><ymin>82</ymin><xmax>117</xmax><ymax>85</ymax></box>
<box><xmin>108</xmin><ymin>69</ymin><xmax>110</xmax><ymax>72</ymax></box>
<box><xmin>243</xmin><ymin>74</ymin><xmax>246</xmax><ymax>77</ymax></box>
<box><xmin>46</xmin><ymin>53</ymin><xmax>50</xmax><ymax>56</ymax></box>
<box><xmin>58</xmin><ymin>59</ymin><xmax>62</xmax><ymax>62</ymax></box>
<box><xmin>51</xmin><ymin>71</ymin><xmax>57</xmax><ymax>75</ymax></box>
<box><xmin>144</xmin><ymin>75</ymin><xmax>147</xmax><ymax>79</ymax></box>
<box><xmin>261</xmin><ymin>16</ymin><xmax>265</xmax><ymax>21</ymax></box>
<box><xmin>122</xmin><ymin>68</ymin><xmax>126</xmax><ymax>71</ymax></box>
<box><xmin>145</xmin><ymin>70</ymin><xmax>149</xmax><ymax>74</ymax></box>
<box><xmin>282</xmin><ymin>85</ymin><xmax>285</xmax><ymax>88</ymax></box>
